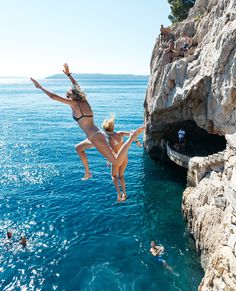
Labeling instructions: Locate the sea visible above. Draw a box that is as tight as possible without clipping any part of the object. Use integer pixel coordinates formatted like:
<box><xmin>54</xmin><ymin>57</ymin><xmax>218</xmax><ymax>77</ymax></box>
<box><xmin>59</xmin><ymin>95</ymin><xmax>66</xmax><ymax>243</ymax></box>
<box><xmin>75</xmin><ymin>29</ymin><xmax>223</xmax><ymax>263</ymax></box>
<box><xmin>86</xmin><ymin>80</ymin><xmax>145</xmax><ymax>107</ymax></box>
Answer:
<box><xmin>0</xmin><ymin>76</ymin><xmax>204</xmax><ymax>290</ymax></box>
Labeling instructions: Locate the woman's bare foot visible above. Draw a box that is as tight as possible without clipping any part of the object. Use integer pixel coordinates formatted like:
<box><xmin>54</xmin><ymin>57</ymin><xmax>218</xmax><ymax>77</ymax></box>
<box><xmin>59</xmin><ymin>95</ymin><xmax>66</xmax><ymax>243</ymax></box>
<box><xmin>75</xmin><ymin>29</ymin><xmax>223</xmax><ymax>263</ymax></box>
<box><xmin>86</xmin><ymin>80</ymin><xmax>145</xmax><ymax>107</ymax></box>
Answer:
<box><xmin>81</xmin><ymin>172</ymin><xmax>92</xmax><ymax>180</ymax></box>
<box><xmin>130</xmin><ymin>126</ymin><xmax>145</xmax><ymax>142</ymax></box>
<box><xmin>121</xmin><ymin>193</ymin><xmax>127</xmax><ymax>201</ymax></box>
<box><xmin>117</xmin><ymin>193</ymin><xmax>122</xmax><ymax>202</ymax></box>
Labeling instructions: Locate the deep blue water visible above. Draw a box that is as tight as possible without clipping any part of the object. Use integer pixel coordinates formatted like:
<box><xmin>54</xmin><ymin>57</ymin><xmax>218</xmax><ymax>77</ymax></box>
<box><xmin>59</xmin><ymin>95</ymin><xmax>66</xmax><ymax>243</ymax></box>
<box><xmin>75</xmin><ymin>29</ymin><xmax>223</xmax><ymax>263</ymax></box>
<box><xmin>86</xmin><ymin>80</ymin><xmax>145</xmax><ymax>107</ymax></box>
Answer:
<box><xmin>0</xmin><ymin>77</ymin><xmax>203</xmax><ymax>290</ymax></box>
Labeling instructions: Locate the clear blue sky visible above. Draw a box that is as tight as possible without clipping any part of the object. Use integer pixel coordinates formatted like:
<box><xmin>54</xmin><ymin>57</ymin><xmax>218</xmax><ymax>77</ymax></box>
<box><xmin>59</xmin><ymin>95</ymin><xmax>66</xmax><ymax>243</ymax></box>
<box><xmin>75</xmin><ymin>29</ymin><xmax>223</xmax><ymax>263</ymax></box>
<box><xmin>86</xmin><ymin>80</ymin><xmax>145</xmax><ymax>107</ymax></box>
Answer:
<box><xmin>1</xmin><ymin>0</ymin><xmax>170</xmax><ymax>77</ymax></box>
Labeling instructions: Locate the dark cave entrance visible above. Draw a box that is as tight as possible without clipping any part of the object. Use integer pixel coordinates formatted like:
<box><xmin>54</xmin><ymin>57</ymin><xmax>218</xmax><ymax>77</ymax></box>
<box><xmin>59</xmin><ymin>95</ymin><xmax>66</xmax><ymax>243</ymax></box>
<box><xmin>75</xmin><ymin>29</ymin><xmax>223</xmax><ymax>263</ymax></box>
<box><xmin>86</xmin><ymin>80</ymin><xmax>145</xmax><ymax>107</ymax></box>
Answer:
<box><xmin>163</xmin><ymin>120</ymin><xmax>226</xmax><ymax>157</ymax></box>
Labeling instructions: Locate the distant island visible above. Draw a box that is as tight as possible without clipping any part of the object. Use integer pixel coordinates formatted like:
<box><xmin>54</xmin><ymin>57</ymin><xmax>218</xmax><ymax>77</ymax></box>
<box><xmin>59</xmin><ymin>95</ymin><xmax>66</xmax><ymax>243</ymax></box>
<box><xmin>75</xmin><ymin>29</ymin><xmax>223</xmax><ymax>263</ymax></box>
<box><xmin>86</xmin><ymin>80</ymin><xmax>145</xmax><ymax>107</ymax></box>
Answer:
<box><xmin>46</xmin><ymin>73</ymin><xmax>149</xmax><ymax>80</ymax></box>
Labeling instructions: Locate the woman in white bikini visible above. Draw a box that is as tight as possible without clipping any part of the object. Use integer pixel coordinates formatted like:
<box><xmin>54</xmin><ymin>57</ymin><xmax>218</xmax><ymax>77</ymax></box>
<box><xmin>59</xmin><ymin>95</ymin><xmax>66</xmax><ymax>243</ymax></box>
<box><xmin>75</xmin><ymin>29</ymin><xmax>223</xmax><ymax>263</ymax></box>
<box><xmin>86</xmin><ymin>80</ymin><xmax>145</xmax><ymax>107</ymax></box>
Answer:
<box><xmin>102</xmin><ymin>114</ymin><xmax>142</xmax><ymax>201</ymax></box>
<box><xmin>31</xmin><ymin>63</ymin><xmax>144</xmax><ymax>180</ymax></box>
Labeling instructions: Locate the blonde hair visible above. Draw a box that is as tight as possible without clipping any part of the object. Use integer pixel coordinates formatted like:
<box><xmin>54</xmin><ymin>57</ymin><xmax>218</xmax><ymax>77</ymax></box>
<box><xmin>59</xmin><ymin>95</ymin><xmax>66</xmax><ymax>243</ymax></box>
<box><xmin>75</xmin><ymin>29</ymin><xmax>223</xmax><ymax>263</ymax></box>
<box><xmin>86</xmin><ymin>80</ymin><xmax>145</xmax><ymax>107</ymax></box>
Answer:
<box><xmin>102</xmin><ymin>113</ymin><xmax>115</xmax><ymax>132</ymax></box>
<box><xmin>66</xmin><ymin>85</ymin><xmax>86</xmax><ymax>101</ymax></box>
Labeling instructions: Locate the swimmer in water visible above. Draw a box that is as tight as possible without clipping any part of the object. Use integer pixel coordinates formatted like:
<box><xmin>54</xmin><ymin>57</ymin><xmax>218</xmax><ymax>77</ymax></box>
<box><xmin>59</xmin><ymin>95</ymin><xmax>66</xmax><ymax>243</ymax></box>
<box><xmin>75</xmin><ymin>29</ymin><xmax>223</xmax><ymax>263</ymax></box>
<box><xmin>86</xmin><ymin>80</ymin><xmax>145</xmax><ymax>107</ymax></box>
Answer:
<box><xmin>6</xmin><ymin>231</ymin><xmax>13</xmax><ymax>240</ymax></box>
<box><xmin>150</xmin><ymin>241</ymin><xmax>179</xmax><ymax>276</ymax></box>
<box><xmin>31</xmin><ymin>63</ymin><xmax>144</xmax><ymax>181</ymax></box>
<box><xmin>20</xmin><ymin>236</ymin><xmax>27</xmax><ymax>248</ymax></box>
<box><xmin>3</xmin><ymin>231</ymin><xmax>13</xmax><ymax>245</ymax></box>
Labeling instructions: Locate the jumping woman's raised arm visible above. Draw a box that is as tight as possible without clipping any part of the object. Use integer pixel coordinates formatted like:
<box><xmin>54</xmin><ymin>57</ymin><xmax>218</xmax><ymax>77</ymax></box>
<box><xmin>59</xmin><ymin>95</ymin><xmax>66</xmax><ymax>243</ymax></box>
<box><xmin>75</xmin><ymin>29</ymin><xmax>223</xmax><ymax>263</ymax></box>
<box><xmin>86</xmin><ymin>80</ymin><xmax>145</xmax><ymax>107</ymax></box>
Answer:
<box><xmin>63</xmin><ymin>63</ymin><xmax>78</xmax><ymax>86</ymax></box>
<box><xmin>30</xmin><ymin>78</ymin><xmax>72</xmax><ymax>105</ymax></box>
<box><xmin>63</xmin><ymin>63</ymin><xmax>87</xmax><ymax>100</ymax></box>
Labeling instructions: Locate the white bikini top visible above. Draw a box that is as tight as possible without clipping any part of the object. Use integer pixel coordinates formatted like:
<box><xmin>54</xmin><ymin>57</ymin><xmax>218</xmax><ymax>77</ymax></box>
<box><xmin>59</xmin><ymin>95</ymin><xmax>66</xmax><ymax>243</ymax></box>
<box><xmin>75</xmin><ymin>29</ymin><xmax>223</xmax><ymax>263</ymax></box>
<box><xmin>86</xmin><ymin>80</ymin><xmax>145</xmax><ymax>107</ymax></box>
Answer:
<box><xmin>106</xmin><ymin>132</ymin><xmax>124</xmax><ymax>146</ymax></box>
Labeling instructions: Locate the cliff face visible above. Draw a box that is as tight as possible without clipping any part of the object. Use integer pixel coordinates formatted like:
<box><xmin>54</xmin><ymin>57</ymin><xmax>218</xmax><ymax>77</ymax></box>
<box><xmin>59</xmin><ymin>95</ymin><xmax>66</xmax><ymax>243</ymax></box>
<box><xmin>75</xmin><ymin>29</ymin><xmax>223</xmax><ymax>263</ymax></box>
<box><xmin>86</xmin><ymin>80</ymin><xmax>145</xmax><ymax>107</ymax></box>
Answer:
<box><xmin>144</xmin><ymin>0</ymin><xmax>236</xmax><ymax>157</ymax></box>
<box><xmin>144</xmin><ymin>0</ymin><xmax>236</xmax><ymax>289</ymax></box>
<box><xmin>183</xmin><ymin>136</ymin><xmax>236</xmax><ymax>290</ymax></box>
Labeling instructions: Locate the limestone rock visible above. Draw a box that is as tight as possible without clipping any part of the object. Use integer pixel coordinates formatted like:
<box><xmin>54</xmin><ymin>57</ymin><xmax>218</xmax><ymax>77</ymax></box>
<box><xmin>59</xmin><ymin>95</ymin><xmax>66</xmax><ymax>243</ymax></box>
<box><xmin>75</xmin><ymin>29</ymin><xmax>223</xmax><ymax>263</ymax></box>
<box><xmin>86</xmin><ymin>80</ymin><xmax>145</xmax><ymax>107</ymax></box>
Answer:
<box><xmin>144</xmin><ymin>0</ymin><xmax>236</xmax><ymax>153</ymax></box>
<box><xmin>182</xmin><ymin>142</ymin><xmax>236</xmax><ymax>290</ymax></box>
<box><xmin>143</xmin><ymin>0</ymin><xmax>236</xmax><ymax>288</ymax></box>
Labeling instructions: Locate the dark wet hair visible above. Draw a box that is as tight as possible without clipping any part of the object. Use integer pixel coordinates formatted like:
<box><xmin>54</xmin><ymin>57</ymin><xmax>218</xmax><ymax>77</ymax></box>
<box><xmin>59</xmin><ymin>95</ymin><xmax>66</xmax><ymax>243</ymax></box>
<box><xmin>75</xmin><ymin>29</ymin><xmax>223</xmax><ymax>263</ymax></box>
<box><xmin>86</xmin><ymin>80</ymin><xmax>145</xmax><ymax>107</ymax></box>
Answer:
<box><xmin>7</xmin><ymin>231</ymin><xmax>13</xmax><ymax>239</ymax></box>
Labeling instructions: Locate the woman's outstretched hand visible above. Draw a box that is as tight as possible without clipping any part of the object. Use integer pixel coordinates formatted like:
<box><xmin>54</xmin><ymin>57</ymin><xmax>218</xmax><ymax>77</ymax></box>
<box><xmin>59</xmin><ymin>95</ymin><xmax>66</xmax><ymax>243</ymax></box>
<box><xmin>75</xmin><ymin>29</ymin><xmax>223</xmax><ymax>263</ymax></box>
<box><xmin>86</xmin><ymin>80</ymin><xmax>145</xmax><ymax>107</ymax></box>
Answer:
<box><xmin>63</xmin><ymin>63</ymin><xmax>70</xmax><ymax>75</ymax></box>
<box><xmin>30</xmin><ymin>78</ymin><xmax>42</xmax><ymax>89</ymax></box>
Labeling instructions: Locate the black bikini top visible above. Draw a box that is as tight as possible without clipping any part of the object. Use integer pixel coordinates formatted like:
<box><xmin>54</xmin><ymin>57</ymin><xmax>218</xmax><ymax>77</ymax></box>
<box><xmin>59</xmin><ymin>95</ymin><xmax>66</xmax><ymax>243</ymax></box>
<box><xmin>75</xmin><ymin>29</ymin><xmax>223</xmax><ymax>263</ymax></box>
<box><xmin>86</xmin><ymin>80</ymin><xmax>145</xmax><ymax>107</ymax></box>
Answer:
<box><xmin>72</xmin><ymin>86</ymin><xmax>93</xmax><ymax>122</ymax></box>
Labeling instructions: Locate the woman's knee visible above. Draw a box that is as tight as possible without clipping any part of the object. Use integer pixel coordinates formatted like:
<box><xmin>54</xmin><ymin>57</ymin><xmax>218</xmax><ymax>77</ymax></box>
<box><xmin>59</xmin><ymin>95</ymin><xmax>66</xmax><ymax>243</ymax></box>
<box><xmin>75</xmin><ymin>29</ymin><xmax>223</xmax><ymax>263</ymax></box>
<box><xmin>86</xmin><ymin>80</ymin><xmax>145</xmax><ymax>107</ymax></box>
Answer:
<box><xmin>111</xmin><ymin>174</ymin><xmax>118</xmax><ymax>182</ymax></box>
<box><xmin>119</xmin><ymin>175</ymin><xmax>124</xmax><ymax>180</ymax></box>
<box><xmin>75</xmin><ymin>144</ymin><xmax>84</xmax><ymax>154</ymax></box>
<box><xmin>111</xmin><ymin>159</ymin><xmax>119</xmax><ymax>167</ymax></box>
<box><xmin>111</xmin><ymin>165</ymin><xmax>119</xmax><ymax>176</ymax></box>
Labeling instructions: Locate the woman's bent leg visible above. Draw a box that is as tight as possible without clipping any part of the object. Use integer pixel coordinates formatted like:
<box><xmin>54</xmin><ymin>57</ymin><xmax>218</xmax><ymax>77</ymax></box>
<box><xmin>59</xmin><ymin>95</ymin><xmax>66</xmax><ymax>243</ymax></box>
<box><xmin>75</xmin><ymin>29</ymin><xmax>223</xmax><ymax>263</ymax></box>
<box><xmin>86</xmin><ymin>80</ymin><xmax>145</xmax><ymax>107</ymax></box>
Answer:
<box><xmin>115</xmin><ymin>126</ymin><xmax>144</xmax><ymax>165</ymax></box>
<box><xmin>89</xmin><ymin>133</ymin><xmax>118</xmax><ymax>164</ymax></box>
<box><xmin>90</xmin><ymin>126</ymin><xmax>144</xmax><ymax>166</ymax></box>
<box><xmin>111</xmin><ymin>165</ymin><xmax>122</xmax><ymax>202</ymax></box>
<box><xmin>75</xmin><ymin>139</ymin><xmax>95</xmax><ymax>180</ymax></box>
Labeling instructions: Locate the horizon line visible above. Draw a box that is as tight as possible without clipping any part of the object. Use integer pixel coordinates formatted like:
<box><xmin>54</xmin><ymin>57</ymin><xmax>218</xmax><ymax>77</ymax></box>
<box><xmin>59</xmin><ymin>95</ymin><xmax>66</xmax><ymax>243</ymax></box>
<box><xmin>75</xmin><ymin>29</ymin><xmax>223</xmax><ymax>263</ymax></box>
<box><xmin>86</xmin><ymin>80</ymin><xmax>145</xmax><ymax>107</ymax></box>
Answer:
<box><xmin>0</xmin><ymin>72</ymin><xmax>150</xmax><ymax>79</ymax></box>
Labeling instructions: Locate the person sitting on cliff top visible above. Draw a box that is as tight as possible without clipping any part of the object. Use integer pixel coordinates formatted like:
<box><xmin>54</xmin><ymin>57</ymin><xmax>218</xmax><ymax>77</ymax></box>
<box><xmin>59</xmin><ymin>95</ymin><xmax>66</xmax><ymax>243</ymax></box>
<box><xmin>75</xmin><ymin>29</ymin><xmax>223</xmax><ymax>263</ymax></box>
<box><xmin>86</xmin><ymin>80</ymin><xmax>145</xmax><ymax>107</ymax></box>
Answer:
<box><xmin>165</xmin><ymin>39</ymin><xmax>178</xmax><ymax>63</ymax></box>
<box><xmin>150</xmin><ymin>241</ymin><xmax>179</xmax><ymax>276</ymax></box>
<box><xmin>179</xmin><ymin>32</ymin><xmax>193</xmax><ymax>57</ymax></box>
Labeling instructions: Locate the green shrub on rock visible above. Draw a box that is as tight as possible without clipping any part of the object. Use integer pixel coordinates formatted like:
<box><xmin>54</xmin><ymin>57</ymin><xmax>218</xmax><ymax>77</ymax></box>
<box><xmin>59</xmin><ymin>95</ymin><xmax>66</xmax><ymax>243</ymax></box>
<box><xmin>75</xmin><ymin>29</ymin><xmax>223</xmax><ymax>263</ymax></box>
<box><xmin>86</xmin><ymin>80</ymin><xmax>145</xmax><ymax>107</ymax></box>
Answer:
<box><xmin>168</xmin><ymin>0</ymin><xmax>196</xmax><ymax>23</ymax></box>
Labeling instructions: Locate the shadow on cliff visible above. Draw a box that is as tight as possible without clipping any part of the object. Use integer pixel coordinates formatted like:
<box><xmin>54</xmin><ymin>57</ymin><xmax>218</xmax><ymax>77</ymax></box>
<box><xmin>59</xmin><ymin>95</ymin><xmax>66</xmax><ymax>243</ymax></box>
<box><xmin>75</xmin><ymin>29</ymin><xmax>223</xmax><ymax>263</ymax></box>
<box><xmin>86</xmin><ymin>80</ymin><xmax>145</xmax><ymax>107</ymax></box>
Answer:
<box><xmin>164</xmin><ymin>120</ymin><xmax>226</xmax><ymax>157</ymax></box>
<box><xmin>147</xmin><ymin>120</ymin><xmax>226</xmax><ymax>160</ymax></box>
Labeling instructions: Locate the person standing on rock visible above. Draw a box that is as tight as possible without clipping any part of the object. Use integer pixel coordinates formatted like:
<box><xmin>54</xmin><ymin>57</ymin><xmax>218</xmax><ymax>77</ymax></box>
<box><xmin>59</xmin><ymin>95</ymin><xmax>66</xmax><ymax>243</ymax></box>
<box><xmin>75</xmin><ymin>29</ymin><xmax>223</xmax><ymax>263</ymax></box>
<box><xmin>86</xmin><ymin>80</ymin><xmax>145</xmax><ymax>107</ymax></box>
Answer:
<box><xmin>160</xmin><ymin>25</ymin><xmax>171</xmax><ymax>42</ymax></box>
<box><xmin>178</xmin><ymin>128</ymin><xmax>186</xmax><ymax>151</ymax></box>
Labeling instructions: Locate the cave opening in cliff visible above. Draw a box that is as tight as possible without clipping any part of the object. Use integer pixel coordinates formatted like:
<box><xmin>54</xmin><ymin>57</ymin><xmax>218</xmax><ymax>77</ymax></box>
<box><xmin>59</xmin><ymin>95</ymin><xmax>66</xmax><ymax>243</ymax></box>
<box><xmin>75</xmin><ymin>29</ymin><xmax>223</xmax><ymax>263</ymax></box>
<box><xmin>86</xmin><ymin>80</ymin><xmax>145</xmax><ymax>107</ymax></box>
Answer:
<box><xmin>165</xmin><ymin>120</ymin><xmax>226</xmax><ymax>157</ymax></box>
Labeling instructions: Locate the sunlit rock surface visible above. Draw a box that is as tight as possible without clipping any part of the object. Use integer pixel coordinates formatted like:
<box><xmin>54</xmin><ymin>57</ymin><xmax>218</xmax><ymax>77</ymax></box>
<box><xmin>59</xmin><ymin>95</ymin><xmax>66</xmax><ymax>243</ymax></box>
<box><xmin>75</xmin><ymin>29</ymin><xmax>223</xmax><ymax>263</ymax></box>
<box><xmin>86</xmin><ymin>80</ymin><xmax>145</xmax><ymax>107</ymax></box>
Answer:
<box><xmin>144</xmin><ymin>0</ymin><xmax>236</xmax><ymax>156</ymax></box>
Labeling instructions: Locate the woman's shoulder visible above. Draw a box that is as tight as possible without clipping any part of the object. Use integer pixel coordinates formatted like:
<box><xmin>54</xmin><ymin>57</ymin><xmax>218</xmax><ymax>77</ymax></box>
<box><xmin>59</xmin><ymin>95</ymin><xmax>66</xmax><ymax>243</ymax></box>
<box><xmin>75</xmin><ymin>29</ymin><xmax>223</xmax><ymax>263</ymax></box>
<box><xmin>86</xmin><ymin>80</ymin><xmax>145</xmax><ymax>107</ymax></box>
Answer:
<box><xmin>70</xmin><ymin>100</ymin><xmax>79</xmax><ymax>107</ymax></box>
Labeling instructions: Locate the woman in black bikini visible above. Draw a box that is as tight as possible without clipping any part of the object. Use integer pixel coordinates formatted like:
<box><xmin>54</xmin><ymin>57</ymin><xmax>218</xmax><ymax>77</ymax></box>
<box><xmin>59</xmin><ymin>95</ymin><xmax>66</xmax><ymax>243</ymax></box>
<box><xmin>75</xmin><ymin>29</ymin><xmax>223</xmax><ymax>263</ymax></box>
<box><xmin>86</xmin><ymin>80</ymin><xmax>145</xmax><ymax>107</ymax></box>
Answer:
<box><xmin>31</xmin><ymin>63</ymin><xmax>144</xmax><ymax>180</ymax></box>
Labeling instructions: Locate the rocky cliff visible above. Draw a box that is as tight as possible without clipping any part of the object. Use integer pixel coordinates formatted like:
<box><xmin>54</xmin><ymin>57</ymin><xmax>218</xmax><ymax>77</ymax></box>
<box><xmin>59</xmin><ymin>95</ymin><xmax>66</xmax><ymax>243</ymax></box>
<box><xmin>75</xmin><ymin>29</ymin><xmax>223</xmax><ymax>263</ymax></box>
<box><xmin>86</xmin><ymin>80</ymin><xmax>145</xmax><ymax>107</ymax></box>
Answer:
<box><xmin>183</xmin><ymin>135</ymin><xmax>236</xmax><ymax>290</ymax></box>
<box><xmin>144</xmin><ymin>0</ymin><xmax>236</xmax><ymax>289</ymax></box>
<box><xmin>144</xmin><ymin>0</ymin><xmax>236</xmax><ymax>158</ymax></box>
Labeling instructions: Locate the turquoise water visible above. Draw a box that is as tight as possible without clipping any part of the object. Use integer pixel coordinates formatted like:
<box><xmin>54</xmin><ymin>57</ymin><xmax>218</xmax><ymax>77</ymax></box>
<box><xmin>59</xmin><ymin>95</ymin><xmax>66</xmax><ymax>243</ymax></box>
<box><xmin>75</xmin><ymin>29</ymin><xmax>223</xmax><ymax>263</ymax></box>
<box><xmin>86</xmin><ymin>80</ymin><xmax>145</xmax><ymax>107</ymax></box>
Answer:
<box><xmin>0</xmin><ymin>77</ymin><xmax>203</xmax><ymax>290</ymax></box>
